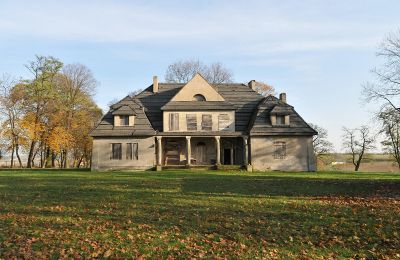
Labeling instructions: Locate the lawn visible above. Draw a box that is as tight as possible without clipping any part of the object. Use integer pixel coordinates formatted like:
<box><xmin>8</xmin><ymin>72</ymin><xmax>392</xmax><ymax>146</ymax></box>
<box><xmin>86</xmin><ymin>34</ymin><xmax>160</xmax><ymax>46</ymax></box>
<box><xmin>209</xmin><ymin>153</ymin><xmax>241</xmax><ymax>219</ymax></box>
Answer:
<box><xmin>0</xmin><ymin>170</ymin><xmax>400</xmax><ymax>259</ymax></box>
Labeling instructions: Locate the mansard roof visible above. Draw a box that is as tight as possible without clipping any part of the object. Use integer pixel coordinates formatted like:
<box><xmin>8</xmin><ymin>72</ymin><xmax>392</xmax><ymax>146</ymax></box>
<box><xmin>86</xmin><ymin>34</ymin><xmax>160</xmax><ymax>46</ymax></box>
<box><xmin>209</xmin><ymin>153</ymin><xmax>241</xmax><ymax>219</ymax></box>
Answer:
<box><xmin>91</xmin><ymin>76</ymin><xmax>316</xmax><ymax>137</ymax></box>
<box><xmin>90</xmin><ymin>96</ymin><xmax>155</xmax><ymax>137</ymax></box>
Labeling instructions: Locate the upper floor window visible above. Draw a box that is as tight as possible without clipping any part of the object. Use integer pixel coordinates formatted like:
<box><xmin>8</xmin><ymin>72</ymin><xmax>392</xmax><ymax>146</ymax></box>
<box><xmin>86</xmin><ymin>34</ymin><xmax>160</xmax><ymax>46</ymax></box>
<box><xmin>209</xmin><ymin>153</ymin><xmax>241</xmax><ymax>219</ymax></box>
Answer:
<box><xmin>218</xmin><ymin>114</ymin><xmax>230</xmax><ymax>131</ymax></box>
<box><xmin>193</xmin><ymin>94</ymin><xmax>206</xmax><ymax>101</ymax></box>
<box><xmin>169</xmin><ymin>113</ymin><xmax>179</xmax><ymax>131</ymax></box>
<box><xmin>201</xmin><ymin>114</ymin><xmax>212</xmax><ymax>131</ymax></box>
<box><xmin>120</xmin><ymin>115</ymin><xmax>130</xmax><ymax>126</ymax></box>
<box><xmin>186</xmin><ymin>114</ymin><xmax>197</xmax><ymax>131</ymax></box>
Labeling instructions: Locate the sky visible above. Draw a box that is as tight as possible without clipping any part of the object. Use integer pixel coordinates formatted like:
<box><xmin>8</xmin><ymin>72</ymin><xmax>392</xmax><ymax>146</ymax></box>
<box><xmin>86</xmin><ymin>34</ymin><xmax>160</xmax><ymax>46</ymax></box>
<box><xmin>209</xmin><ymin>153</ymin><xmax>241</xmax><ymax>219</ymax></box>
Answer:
<box><xmin>0</xmin><ymin>0</ymin><xmax>399</xmax><ymax>151</ymax></box>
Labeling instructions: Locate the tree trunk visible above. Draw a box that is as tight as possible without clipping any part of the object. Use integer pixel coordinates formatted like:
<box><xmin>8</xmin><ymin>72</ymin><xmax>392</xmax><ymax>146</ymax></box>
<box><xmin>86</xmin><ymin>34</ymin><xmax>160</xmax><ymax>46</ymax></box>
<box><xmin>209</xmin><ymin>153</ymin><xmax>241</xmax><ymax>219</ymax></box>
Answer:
<box><xmin>10</xmin><ymin>143</ymin><xmax>15</xmax><ymax>168</ymax></box>
<box><xmin>51</xmin><ymin>152</ymin><xmax>56</xmax><ymax>168</ymax></box>
<box><xmin>15</xmin><ymin>140</ymin><xmax>22</xmax><ymax>168</ymax></box>
<box><xmin>27</xmin><ymin>140</ymin><xmax>36</xmax><ymax>168</ymax></box>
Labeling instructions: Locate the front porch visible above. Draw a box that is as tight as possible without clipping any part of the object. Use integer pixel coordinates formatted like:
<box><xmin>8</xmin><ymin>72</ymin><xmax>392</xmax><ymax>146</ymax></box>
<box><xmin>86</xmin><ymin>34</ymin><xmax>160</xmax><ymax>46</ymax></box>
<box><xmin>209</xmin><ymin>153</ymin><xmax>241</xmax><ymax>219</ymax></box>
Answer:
<box><xmin>155</xmin><ymin>136</ymin><xmax>251</xmax><ymax>170</ymax></box>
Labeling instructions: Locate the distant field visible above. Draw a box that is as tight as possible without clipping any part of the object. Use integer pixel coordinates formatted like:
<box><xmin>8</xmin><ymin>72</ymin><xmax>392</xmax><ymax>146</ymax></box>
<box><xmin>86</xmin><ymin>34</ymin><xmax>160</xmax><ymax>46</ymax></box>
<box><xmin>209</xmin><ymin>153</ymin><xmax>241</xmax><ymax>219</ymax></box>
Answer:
<box><xmin>0</xmin><ymin>170</ymin><xmax>399</xmax><ymax>258</ymax></box>
<box><xmin>318</xmin><ymin>153</ymin><xmax>400</xmax><ymax>172</ymax></box>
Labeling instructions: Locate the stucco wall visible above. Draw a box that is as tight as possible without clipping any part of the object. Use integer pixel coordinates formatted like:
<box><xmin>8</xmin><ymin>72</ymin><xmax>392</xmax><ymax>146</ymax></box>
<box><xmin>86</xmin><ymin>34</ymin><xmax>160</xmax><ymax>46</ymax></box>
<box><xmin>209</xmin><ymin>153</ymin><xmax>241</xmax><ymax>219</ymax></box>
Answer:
<box><xmin>171</xmin><ymin>74</ymin><xmax>225</xmax><ymax>102</ymax></box>
<box><xmin>163</xmin><ymin>111</ymin><xmax>235</xmax><ymax>132</ymax></box>
<box><xmin>250</xmin><ymin>136</ymin><xmax>316</xmax><ymax>172</ymax></box>
<box><xmin>92</xmin><ymin>137</ymin><xmax>155</xmax><ymax>171</ymax></box>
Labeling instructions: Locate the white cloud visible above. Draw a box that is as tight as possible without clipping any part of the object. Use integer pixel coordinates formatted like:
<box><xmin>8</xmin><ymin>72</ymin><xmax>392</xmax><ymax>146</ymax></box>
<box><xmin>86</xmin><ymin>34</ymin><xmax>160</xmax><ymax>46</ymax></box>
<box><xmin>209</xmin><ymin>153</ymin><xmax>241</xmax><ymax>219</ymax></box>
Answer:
<box><xmin>0</xmin><ymin>0</ymin><xmax>394</xmax><ymax>53</ymax></box>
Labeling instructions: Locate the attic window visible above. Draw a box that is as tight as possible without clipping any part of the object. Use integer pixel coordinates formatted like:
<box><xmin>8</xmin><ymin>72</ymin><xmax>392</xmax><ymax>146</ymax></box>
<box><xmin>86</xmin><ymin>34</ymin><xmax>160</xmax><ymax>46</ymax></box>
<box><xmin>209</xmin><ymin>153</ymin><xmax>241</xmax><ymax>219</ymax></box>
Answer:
<box><xmin>120</xmin><ymin>115</ymin><xmax>129</xmax><ymax>126</ymax></box>
<box><xmin>193</xmin><ymin>94</ymin><xmax>206</xmax><ymax>101</ymax></box>
<box><xmin>276</xmin><ymin>115</ymin><xmax>285</xmax><ymax>125</ymax></box>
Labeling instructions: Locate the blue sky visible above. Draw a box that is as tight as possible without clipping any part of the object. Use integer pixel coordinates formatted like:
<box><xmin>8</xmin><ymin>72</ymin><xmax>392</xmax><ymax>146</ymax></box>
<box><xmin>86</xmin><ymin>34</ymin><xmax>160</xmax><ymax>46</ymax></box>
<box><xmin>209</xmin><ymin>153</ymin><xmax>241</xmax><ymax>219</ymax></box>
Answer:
<box><xmin>0</xmin><ymin>0</ymin><xmax>399</xmax><ymax>150</ymax></box>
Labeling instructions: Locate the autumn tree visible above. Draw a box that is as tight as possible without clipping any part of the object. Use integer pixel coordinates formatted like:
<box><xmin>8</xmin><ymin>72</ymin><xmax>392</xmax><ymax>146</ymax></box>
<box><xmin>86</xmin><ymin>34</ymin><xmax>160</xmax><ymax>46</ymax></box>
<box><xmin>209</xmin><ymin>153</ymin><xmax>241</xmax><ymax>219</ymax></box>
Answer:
<box><xmin>21</xmin><ymin>55</ymin><xmax>63</xmax><ymax>168</ymax></box>
<box><xmin>165</xmin><ymin>59</ymin><xmax>233</xmax><ymax>84</ymax></box>
<box><xmin>342</xmin><ymin>126</ymin><xmax>375</xmax><ymax>171</ymax></box>
<box><xmin>0</xmin><ymin>74</ymin><xmax>26</xmax><ymax>167</ymax></box>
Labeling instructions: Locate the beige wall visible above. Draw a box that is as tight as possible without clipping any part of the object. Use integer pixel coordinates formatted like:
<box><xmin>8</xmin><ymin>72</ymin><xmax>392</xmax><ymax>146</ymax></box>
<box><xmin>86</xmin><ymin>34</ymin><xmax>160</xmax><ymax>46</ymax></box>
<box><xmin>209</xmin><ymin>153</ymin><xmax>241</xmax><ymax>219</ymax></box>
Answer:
<box><xmin>163</xmin><ymin>111</ymin><xmax>235</xmax><ymax>132</ymax></box>
<box><xmin>171</xmin><ymin>74</ymin><xmax>225</xmax><ymax>102</ymax></box>
<box><xmin>92</xmin><ymin>137</ymin><xmax>155</xmax><ymax>171</ymax></box>
<box><xmin>250</xmin><ymin>136</ymin><xmax>316</xmax><ymax>172</ymax></box>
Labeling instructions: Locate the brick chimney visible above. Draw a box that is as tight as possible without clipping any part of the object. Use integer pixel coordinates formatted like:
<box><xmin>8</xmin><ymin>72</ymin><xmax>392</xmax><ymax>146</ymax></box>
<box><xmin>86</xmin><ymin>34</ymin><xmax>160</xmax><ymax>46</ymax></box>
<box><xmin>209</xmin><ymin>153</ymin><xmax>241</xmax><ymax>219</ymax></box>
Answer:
<box><xmin>248</xmin><ymin>80</ymin><xmax>256</xmax><ymax>91</ymax></box>
<box><xmin>279</xmin><ymin>93</ymin><xmax>286</xmax><ymax>103</ymax></box>
<box><xmin>153</xmin><ymin>76</ymin><xmax>158</xmax><ymax>93</ymax></box>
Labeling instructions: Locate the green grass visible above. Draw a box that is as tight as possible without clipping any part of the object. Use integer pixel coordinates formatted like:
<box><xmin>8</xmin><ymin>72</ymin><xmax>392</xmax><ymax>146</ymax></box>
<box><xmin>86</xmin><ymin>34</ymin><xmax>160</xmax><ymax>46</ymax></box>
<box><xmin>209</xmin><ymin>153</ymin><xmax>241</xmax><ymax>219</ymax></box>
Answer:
<box><xmin>0</xmin><ymin>170</ymin><xmax>399</xmax><ymax>259</ymax></box>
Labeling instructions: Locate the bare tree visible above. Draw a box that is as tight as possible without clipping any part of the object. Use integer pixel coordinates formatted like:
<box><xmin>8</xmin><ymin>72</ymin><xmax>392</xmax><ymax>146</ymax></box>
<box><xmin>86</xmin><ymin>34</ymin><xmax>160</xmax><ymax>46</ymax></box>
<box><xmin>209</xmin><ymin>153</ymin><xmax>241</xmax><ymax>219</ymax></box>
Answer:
<box><xmin>253</xmin><ymin>81</ymin><xmax>276</xmax><ymax>96</ymax></box>
<box><xmin>129</xmin><ymin>89</ymin><xmax>143</xmax><ymax>98</ymax></box>
<box><xmin>363</xmin><ymin>30</ymin><xmax>400</xmax><ymax>111</ymax></box>
<box><xmin>165</xmin><ymin>59</ymin><xmax>233</xmax><ymax>84</ymax></box>
<box><xmin>378</xmin><ymin>108</ymin><xmax>400</xmax><ymax>168</ymax></box>
<box><xmin>309</xmin><ymin>123</ymin><xmax>334</xmax><ymax>155</ymax></box>
<box><xmin>342</xmin><ymin>126</ymin><xmax>375</xmax><ymax>171</ymax></box>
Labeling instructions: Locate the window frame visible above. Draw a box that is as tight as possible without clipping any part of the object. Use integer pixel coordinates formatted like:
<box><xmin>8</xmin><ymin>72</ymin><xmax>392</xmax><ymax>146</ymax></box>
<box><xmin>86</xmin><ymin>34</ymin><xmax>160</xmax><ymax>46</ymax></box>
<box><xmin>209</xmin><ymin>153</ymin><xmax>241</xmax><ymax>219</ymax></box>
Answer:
<box><xmin>111</xmin><ymin>143</ymin><xmax>122</xmax><ymax>160</ymax></box>
<box><xmin>193</xmin><ymin>94</ymin><xmax>206</xmax><ymax>101</ymax></box>
<box><xmin>186</xmin><ymin>114</ymin><xmax>197</xmax><ymax>131</ymax></box>
<box><xmin>273</xmin><ymin>141</ymin><xmax>286</xmax><ymax>159</ymax></box>
<box><xmin>126</xmin><ymin>143</ymin><xmax>139</xmax><ymax>160</ymax></box>
<box><xmin>169</xmin><ymin>113</ymin><xmax>179</xmax><ymax>131</ymax></box>
<box><xmin>218</xmin><ymin>113</ymin><xmax>230</xmax><ymax>131</ymax></box>
<box><xmin>119</xmin><ymin>115</ymin><xmax>130</xmax><ymax>126</ymax></box>
<box><xmin>201</xmin><ymin>114</ymin><xmax>212</xmax><ymax>131</ymax></box>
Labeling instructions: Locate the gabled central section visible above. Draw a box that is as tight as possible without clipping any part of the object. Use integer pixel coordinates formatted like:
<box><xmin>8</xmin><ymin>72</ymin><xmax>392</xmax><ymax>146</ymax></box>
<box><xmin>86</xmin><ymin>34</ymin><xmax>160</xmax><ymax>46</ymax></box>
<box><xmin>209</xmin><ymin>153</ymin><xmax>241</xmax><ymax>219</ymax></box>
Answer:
<box><xmin>170</xmin><ymin>73</ymin><xmax>225</xmax><ymax>102</ymax></box>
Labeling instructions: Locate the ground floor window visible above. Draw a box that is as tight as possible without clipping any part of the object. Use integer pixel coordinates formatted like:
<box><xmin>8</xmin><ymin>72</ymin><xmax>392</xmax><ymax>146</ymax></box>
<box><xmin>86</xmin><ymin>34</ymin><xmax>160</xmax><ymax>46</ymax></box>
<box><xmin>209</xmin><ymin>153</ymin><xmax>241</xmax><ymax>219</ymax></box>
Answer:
<box><xmin>111</xmin><ymin>143</ymin><xmax>122</xmax><ymax>160</ymax></box>
<box><xmin>274</xmin><ymin>141</ymin><xmax>286</xmax><ymax>159</ymax></box>
<box><xmin>126</xmin><ymin>143</ymin><xmax>139</xmax><ymax>160</ymax></box>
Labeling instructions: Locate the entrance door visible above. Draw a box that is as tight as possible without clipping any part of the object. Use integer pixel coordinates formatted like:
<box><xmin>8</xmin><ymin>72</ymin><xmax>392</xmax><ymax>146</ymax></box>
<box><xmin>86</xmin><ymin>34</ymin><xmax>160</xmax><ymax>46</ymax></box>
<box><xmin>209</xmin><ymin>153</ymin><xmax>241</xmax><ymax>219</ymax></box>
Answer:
<box><xmin>223</xmin><ymin>149</ymin><xmax>231</xmax><ymax>165</ymax></box>
<box><xmin>196</xmin><ymin>142</ymin><xmax>206</xmax><ymax>164</ymax></box>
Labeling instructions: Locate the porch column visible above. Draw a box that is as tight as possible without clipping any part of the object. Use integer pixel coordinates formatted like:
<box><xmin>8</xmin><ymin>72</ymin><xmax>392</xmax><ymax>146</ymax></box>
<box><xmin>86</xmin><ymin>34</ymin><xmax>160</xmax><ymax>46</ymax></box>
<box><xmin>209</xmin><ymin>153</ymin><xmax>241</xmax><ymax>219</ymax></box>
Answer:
<box><xmin>230</xmin><ymin>144</ymin><xmax>234</xmax><ymax>165</ymax></box>
<box><xmin>186</xmin><ymin>136</ymin><xmax>191</xmax><ymax>166</ymax></box>
<box><xmin>156</xmin><ymin>136</ymin><xmax>162</xmax><ymax>166</ymax></box>
<box><xmin>215</xmin><ymin>136</ymin><xmax>221</xmax><ymax>165</ymax></box>
<box><xmin>243</xmin><ymin>136</ymin><xmax>249</xmax><ymax>165</ymax></box>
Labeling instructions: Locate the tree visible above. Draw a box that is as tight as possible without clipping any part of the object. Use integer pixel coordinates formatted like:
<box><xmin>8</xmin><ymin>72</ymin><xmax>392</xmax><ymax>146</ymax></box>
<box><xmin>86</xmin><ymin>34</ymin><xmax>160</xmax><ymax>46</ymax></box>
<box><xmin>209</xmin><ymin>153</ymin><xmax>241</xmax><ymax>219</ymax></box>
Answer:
<box><xmin>165</xmin><ymin>59</ymin><xmax>233</xmax><ymax>84</ymax></box>
<box><xmin>22</xmin><ymin>55</ymin><xmax>63</xmax><ymax>168</ymax></box>
<box><xmin>363</xmin><ymin>30</ymin><xmax>400</xmax><ymax>111</ymax></box>
<box><xmin>309</xmin><ymin>123</ymin><xmax>334</xmax><ymax>155</ymax></box>
<box><xmin>342</xmin><ymin>126</ymin><xmax>375</xmax><ymax>171</ymax></box>
<box><xmin>253</xmin><ymin>81</ymin><xmax>276</xmax><ymax>96</ymax></box>
<box><xmin>0</xmin><ymin>74</ymin><xmax>26</xmax><ymax>167</ymax></box>
<box><xmin>378</xmin><ymin>108</ymin><xmax>400</xmax><ymax>168</ymax></box>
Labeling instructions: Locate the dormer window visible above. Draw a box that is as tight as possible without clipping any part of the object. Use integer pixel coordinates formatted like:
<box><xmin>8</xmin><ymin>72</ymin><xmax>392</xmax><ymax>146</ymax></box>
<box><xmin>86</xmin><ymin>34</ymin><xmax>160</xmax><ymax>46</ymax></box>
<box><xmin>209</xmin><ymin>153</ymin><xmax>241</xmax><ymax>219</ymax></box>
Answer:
<box><xmin>276</xmin><ymin>115</ymin><xmax>285</xmax><ymax>125</ymax></box>
<box><xmin>120</xmin><ymin>115</ymin><xmax>129</xmax><ymax>126</ymax></box>
<box><xmin>193</xmin><ymin>94</ymin><xmax>206</xmax><ymax>101</ymax></box>
<box><xmin>114</xmin><ymin>115</ymin><xmax>135</xmax><ymax>126</ymax></box>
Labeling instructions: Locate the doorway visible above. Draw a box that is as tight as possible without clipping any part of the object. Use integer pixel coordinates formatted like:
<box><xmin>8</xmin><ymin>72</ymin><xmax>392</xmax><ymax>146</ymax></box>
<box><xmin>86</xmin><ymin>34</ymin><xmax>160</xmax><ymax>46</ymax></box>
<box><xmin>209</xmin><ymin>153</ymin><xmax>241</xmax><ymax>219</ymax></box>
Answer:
<box><xmin>195</xmin><ymin>142</ymin><xmax>207</xmax><ymax>164</ymax></box>
<box><xmin>223</xmin><ymin>149</ymin><xmax>231</xmax><ymax>165</ymax></box>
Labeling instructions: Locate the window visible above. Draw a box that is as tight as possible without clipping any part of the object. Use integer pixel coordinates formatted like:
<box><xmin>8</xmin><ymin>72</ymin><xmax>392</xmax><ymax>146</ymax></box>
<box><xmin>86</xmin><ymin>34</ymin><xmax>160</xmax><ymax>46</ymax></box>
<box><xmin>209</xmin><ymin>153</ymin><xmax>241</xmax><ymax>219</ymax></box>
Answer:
<box><xmin>193</xmin><ymin>94</ymin><xmax>206</xmax><ymax>101</ymax></box>
<box><xmin>201</xmin><ymin>114</ymin><xmax>212</xmax><ymax>131</ymax></box>
<box><xmin>274</xmin><ymin>141</ymin><xmax>286</xmax><ymax>159</ymax></box>
<box><xmin>276</xmin><ymin>115</ymin><xmax>285</xmax><ymax>125</ymax></box>
<box><xmin>126</xmin><ymin>143</ymin><xmax>138</xmax><ymax>160</ymax></box>
<box><xmin>186</xmin><ymin>114</ymin><xmax>197</xmax><ymax>131</ymax></box>
<box><xmin>120</xmin><ymin>115</ymin><xmax>129</xmax><ymax>126</ymax></box>
<box><xmin>169</xmin><ymin>113</ymin><xmax>179</xmax><ymax>131</ymax></box>
<box><xmin>218</xmin><ymin>114</ymin><xmax>230</xmax><ymax>131</ymax></box>
<box><xmin>111</xmin><ymin>143</ymin><xmax>122</xmax><ymax>160</ymax></box>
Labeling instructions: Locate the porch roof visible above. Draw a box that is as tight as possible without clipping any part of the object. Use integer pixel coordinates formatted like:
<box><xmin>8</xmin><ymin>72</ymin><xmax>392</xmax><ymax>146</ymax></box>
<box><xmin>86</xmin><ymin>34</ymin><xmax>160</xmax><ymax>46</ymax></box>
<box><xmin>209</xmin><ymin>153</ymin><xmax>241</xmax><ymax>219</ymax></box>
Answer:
<box><xmin>157</xmin><ymin>131</ymin><xmax>244</xmax><ymax>137</ymax></box>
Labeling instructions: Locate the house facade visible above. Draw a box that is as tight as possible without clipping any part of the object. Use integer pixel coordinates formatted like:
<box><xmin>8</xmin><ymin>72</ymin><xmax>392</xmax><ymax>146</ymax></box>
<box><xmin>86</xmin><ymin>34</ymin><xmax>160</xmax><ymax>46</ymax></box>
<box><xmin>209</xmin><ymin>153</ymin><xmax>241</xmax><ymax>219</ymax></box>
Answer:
<box><xmin>90</xmin><ymin>74</ymin><xmax>317</xmax><ymax>171</ymax></box>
